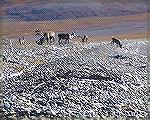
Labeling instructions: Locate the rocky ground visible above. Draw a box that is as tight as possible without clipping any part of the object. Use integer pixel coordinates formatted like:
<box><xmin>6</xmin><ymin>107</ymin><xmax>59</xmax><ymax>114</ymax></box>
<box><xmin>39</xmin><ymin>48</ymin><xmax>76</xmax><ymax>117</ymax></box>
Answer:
<box><xmin>0</xmin><ymin>39</ymin><xmax>149</xmax><ymax>119</ymax></box>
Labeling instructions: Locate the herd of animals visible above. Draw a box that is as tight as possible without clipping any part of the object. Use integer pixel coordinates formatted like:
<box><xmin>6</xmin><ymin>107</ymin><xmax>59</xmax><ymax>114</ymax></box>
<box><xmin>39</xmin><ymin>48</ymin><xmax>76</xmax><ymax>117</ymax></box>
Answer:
<box><xmin>34</xmin><ymin>28</ymin><xmax>88</xmax><ymax>45</ymax></box>
<box><xmin>2</xmin><ymin>28</ymin><xmax>123</xmax><ymax>62</ymax></box>
<box><xmin>18</xmin><ymin>28</ymin><xmax>122</xmax><ymax>48</ymax></box>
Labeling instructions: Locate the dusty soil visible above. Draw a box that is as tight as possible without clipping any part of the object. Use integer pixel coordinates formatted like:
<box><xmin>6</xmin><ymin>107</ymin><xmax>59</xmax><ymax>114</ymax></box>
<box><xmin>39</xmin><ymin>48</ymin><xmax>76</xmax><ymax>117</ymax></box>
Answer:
<box><xmin>1</xmin><ymin>13</ymin><xmax>149</xmax><ymax>40</ymax></box>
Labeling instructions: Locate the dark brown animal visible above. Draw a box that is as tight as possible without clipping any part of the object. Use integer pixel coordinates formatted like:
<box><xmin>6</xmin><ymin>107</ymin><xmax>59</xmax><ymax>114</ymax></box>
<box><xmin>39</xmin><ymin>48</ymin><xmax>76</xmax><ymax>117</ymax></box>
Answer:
<box><xmin>57</xmin><ymin>32</ymin><xmax>76</xmax><ymax>44</ymax></box>
<box><xmin>111</xmin><ymin>37</ymin><xmax>122</xmax><ymax>48</ymax></box>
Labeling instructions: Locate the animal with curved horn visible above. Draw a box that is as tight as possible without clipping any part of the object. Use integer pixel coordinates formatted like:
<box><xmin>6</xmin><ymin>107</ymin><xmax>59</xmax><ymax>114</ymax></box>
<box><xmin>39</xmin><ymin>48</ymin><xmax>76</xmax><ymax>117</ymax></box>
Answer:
<box><xmin>35</xmin><ymin>28</ymin><xmax>43</xmax><ymax>35</ymax></box>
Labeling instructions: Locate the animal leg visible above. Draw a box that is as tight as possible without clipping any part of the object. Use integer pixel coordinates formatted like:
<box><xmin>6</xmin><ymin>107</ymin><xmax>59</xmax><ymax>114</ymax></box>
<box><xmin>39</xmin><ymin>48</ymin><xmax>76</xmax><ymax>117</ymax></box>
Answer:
<box><xmin>58</xmin><ymin>38</ymin><xmax>61</xmax><ymax>45</ymax></box>
<box><xmin>119</xmin><ymin>44</ymin><xmax>122</xmax><ymax>48</ymax></box>
<box><xmin>85</xmin><ymin>38</ymin><xmax>88</xmax><ymax>42</ymax></box>
<box><xmin>111</xmin><ymin>41</ymin><xmax>114</xmax><ymax>45</ymax></box>
<box><xmin>46</xmin><ymin>37</ymin><xmax>49</xmax><ymax>44</ymax></box>
<box><xmin>49</xmin><ymin>38</ymin><xmax>52</xmax><ymax>44</ymax></box>
<box><xmin>39</xmin><ymin>37</ymin><xmax>45</xmax><ymax>45</ymax></box>
<box><xmin>82</xmin><ymin>38</ymin><xmax>84</xmax><ymax>42</ymax></box>
<box><xmin>19</xmin><ymin>38</ymin><xmax>22</xmax><ymax>45</ymax></box>
<box><xmin>52</xmin><ymin>36</ymin><xmax>55</xmax><ymax>42</ymax></box>
<box><xmin>50</xmin><ymin>36</ymin><xmax>53</xmax><ymax>43</ymax></box>
<box><xmin>22</xmin><ymin>40</ymin><xmax>25</xmax><ymax>45</ymax></box>
<box><xmin>65</xmin><ymin>39</ymin><xmax>67</xmax><ymax>44</ymax></box>
<box><xmin>65</xmin><ymin>39</ymin><xmax>69</xmax><ymax>44</ymax></box>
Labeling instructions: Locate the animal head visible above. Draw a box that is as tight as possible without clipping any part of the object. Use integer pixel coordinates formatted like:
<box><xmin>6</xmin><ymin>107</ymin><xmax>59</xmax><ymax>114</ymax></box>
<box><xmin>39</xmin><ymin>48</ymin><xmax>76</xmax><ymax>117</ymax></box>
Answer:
<box><xmin>120</xmin><ymin>44</ymin><xmax>122</xmax><ymax>48</ymax></box>
<box><xmin>70</xmin><ymin>31</ymin><xmax>76</xmax><ymax>39</ymax></box>
<box><xmin>35</xmin><ymin>28</ymin><xmax>40</xmax><ymax>32</ymax></box>
<box><xmin>43</xmin><ymin>32</ymin><xmax>48</xmax><ymax>37</ymax></box>
<box><xmin>48</xmin><ymin>31</ymin><xmax>55</xmax><ymax>36</ymax></box>
<box><xmin>71</xmin><ymin>31</ymin><xmax>76</xmax><ymax>37</ymax></box>
<box><xmin>35</xmin><ymin>28</ymin><xmax>43</xmax><ymax>35</ymax></box>
<box><xmin>84</xmin><ymin>35</ymin><xmax>88</xmax><ymax>38</ymax></box>
<box><xmin>112</xmin><ymin>36</ymin><xmax>118</xmax><ymax>40</ymax></box>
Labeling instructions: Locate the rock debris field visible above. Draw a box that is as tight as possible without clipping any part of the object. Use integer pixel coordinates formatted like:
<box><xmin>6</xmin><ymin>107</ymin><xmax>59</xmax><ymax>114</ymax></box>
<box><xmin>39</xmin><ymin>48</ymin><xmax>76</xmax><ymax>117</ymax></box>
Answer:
<box><xmin>1</xmin><ymin>39</ymin><xmax>148</xmax><ymax>118</ymax></box>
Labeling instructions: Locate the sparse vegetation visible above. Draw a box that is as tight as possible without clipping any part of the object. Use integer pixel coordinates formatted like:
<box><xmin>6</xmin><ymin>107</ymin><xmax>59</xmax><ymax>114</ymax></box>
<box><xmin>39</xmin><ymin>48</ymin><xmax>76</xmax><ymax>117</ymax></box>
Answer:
<box><xmin>1</xmin><ymin>40</ymin><xmax>148</xmax><ymax>119</ymax></box>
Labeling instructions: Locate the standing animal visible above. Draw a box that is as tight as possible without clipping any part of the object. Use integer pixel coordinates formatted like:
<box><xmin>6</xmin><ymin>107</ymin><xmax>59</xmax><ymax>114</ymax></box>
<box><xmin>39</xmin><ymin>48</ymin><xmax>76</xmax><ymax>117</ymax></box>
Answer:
<box><xmin>57</xmin><ymin>32</ymin><xmax>76</xmax><ymax>44</ymax></box>
<box><xmin>78</xmin><ymin>35</ymin><xmax>88</xmax><ymax>42</ymax></box>
<box><xmin>19</xmin><ymin>37</ymin><xmax>25</xmax><ymax>46</ymax></box>
<box><xmin>35</xmin><ymin>29</ymin><xmax>55</xmax><ymax>44</ymax></box>
<box><xmin>45</xmin><ymin>31</ymin><xmax>55</xmax><ymax>43</ymax></box>
<box><xmin>1</xmin><ymin>55</ymin><xmax>7</xmax><ymax>62</ymax></box>
<box><xmin>111</xmin><ymin>37</ymin><xmax>122</xmax><ymax>48</ymax></box>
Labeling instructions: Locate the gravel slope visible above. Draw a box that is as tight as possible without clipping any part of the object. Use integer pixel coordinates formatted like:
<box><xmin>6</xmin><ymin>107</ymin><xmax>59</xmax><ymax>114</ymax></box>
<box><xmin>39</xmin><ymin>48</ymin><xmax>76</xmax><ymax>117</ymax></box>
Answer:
<box><xmin>1</xmin><ymin>39</ymin><xmax>148</xmax><ymax>119</ymax></box>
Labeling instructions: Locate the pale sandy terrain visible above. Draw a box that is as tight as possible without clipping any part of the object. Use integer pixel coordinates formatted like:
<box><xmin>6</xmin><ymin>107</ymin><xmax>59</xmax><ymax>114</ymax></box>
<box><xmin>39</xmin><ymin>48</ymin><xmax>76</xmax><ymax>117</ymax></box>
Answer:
<box><xmin>1</xmin><ymin>13</ymin><xmax>149</xmax><ymax>42</ymax></box>
<box><xmin>74</xmin><ymin>32</ymin><xmax>149</xmax><ymax>43</ymax></box>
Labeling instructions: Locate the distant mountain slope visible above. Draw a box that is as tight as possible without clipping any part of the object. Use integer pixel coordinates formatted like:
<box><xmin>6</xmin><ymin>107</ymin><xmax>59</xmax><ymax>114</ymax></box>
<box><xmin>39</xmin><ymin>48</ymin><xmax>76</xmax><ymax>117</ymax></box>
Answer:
<box><xmin>2</xmin><ymin>2</ymin><xmax>149</xmax><ymax>22</ymax></box>
<box><xmin>0</xmin><ymin>0</ymin><xmax>148</xmax><ymax>5</ymax></box>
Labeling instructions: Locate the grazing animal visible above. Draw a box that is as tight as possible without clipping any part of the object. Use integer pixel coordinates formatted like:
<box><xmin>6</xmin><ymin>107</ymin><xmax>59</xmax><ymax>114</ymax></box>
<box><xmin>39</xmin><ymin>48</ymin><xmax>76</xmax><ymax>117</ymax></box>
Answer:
<box><xmin>3</xmin><ymin>55</ymin><xmax>7</xmax><ymax>62</ymax></box>
<box><xmin>36</xmin><ymin>36</ymin><xmax>45</xmax><ymax>45</ymax></box>
<box><xmin>57</xmin><ymin>32</ymin><xmax>76</xmax><ymax>44</ymax></box>
<box><xmin>0</xmin><ymin>54</ymin><xmax>7</xmax><ymax>62</ymax></box>
<box><xmin>19</xmin><ymin>37</ymin><xmax>25</xmax><ymax>45</ymax></box>
<box><xmin>78</xmin><ymin>35</ymin><xmax>88</xmax><ymax>42</ymax></box>
<box><xmin>35</xmin><ymin>29</ymin><xmax>55</xmax><ymax>44</ymax></box>
<box><xmin>111</xmin><ymin>37</ymin><xmax>122</xmax><ymax>48</ymax></box>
